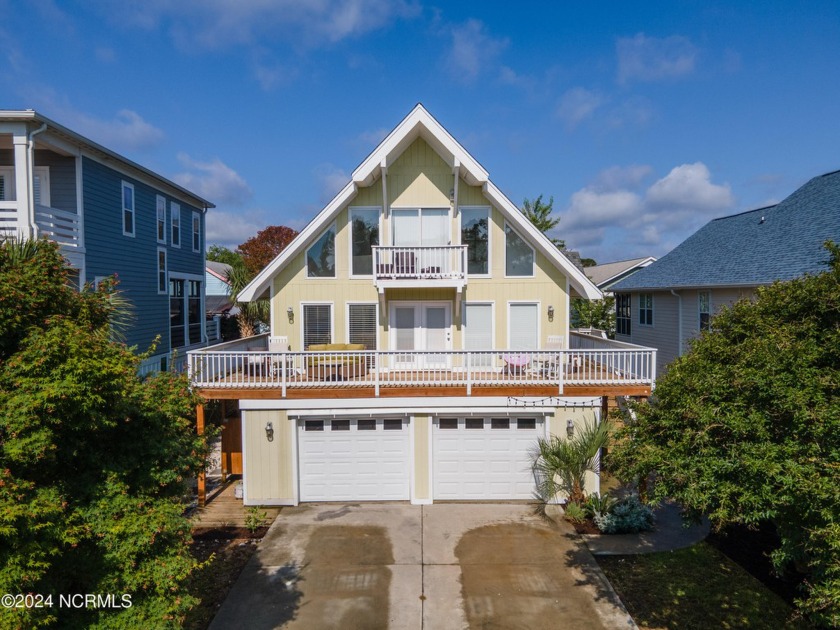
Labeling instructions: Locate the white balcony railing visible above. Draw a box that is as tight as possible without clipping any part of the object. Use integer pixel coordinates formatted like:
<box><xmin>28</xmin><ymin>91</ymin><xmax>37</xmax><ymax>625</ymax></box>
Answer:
<box><xmin>372</xmin><ymin>245</ymin><xmax>468</xmax><ymax>288</ymax></box>
<box><xmin>188</xmin><ymin>341</ymin><xmax>656</xmax><ymax>397</ymax></box>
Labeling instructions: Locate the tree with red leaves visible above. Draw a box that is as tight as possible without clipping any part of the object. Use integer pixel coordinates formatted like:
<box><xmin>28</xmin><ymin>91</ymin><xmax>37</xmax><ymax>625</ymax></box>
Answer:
<box><xmin>236</xmin><ymin>225</ymin><xmax>299</xmax><ymax>275</ymax></box>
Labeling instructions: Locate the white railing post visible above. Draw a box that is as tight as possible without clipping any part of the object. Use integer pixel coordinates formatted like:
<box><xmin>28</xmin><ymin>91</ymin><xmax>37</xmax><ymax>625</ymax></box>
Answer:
<box><xmin>375</xmin><ymin>350</ymin><xmax>380</xmax><ymax>397</ymax></box>
<box><xmin>466</xmin><ymin>351</ymin><xmax>472</xmax><ymax>396</ymax></box>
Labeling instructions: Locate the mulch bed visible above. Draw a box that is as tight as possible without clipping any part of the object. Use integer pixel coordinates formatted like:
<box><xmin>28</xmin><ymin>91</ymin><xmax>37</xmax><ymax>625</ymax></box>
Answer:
<box><xmin>192</xmin><ymin>526</ymin><xmax>270</xmax><ymax>541</ymax></box>
<box><xmin>569</xmin><ymin>518</ymin><xmax>601</xmax><ymax>535</ymax></box>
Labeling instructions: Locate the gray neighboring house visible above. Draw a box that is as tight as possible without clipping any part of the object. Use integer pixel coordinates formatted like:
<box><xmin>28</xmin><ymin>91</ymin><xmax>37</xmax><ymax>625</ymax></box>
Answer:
<box><xmin>206</xmin><ymin>260</ymin><xmax>235</xmax><ymax>315</ymax></box>
<box><xmin>586</xmin><ymin>256</ymin><xmax>656</xmax><ymax>293</ymax></box>
<box><xmin>611</xmin><ymin>169</ymin><xmax>840</xmax><ymax>375</ymax></box>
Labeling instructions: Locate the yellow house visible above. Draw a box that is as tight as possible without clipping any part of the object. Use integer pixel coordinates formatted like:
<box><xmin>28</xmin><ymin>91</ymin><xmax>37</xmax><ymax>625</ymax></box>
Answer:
<box><xmin>190</xmin><ymin>105</ymin><xmax>655</xmax><ymax>506</ymax></box>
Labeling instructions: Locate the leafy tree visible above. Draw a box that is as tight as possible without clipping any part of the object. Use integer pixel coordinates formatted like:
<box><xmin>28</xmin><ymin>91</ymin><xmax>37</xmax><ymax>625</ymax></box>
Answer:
<box><xmin>580</xmin><ymin>257</ymin><xmax>597</xmax><ymax>267</ymax></box>
<box><xmin>522</xmin><ymin>194</ymin><xmax>564</xmax><ymax>249</ymax></box>
<box><xmin>206</xmin><ymin>244</ymin><xmax>244</xmax><ymax>269</ymax></box>
<box><xmin>610</xmin><ymin>243</ymin><xmax>840</xmax><ymax>627</ymax></box>
<box><xmin>572</xmin><ymin>296</ymin><xmax>616</xmax><ymax>338</ymax></box>
<box><xmin>0</xmin><ymin>239</ymin><xmax>211</xmax><ymax>628</ymax></box>
<box><xmin>236</xmin><ymin>225</ymin><xmax>298</xmax><ymax>275</ymax></box>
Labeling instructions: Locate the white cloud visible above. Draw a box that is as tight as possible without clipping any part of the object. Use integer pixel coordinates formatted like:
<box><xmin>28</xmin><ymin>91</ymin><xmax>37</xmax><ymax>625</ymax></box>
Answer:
<box><xmin>616</xmin><ymin>33</ymin><xmax>697</xmax><ymax>84</ymax></box>
<box><xmin>113</xmin><ymin>0</ymin><xmax>421</xmax><ymax>50</ymax></box>
<box><xmin>252</xmin><ymin>52</ymin><xmax>299</xmax><ymax>91</ymax></box>
<box><xmin>560</xmin><ymin>162</ymin><xmax>735</xmax><ymax>262</ymax></box>
<box><xmin>173</xmin><ymin>153</ymin><xmax>253</xmax><ymax>206</ymax></box>
<box><xmin>313</xmin><ymin>163</ymin><xmax>349</xmax><ymax>203</ymax></box>
<box><xmin>357</xmin><ymin>127</ymin><xmax>389</xmax><ymax>147</ymax></box>
<box><xmin>70</xmin><ymin>109</ymin><xmax>165</xmax><ymax>153</ymax></box>
<box><xmin>204</xmin><ymin>209</ymin><xmax>267</xmax><ymax>249</ymax></box>
<box><xmin>555</xmin><ymin>87</ymin><xmax>604</xmax><ymax>130</ymax></box>
<box><xmin>446</xmin><ymin>19</ymin><xmax>508</xmax><ymax>83</ymax></box>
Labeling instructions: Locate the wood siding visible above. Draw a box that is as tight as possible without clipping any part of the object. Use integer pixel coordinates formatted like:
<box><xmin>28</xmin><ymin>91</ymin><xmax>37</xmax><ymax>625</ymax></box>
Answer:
<box><xmin>243</xmin><ymin>409</ymin><xmax>295</xmax><ymax>504</ymax></box>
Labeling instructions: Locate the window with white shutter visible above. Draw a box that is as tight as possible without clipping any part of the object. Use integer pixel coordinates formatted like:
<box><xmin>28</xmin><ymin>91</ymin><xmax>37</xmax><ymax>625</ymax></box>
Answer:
<box><xmin>464</xmin><ymin>303</ymin><xmax>493</xmax><ymax>366</ymax></box>
<box><xmin>508</xmin><ymin>303</ymin><xmax>538</xmax><ymax>350</ymax></box>
<box><xmin>33</xmin><ymin>167</ymin><xmax>50</xmax><ymax>206</ymax></box>
<box><xmin>303</xmin><ymin>304</ymin><xmax>332</xmax><ymax>348</ymax></box>
<box><xmin>348</xmin><ymin>303</ymin><xmax>377</xmax><ymax>350</ymax></box>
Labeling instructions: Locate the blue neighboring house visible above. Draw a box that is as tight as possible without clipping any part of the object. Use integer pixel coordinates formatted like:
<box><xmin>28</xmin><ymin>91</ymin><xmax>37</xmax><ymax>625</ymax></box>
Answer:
<box><xmin>611</xmin><ymin>169</ymin><xmax>840</xmax><ymax>375</ymax></box>
<box><xmin>0</xmin><ymin>110</ymin><xmax>215</xmax><ymax>373</ymax></box>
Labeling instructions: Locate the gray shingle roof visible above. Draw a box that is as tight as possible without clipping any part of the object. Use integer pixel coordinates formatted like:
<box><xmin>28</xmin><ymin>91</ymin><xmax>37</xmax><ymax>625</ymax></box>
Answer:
<box><xmin>586</xmin><ymin>257</ymin><xmax>656</xmax><ymax>289</ymax></box>
<box><xmin>612</xmin><ymin>170</ymin><xmax>840</xmax><ymax>291</ymax></box>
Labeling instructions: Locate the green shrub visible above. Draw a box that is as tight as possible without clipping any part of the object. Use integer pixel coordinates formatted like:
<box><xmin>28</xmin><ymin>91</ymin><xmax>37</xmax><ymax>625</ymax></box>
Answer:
<box><xmin>594</xmin><ymin>495</ymin><xmax>655</xmax><ymax>534</ymax></box>
<box><xmin>563</xmin><ymin>501</ymin><xmax>588</xmax><ymax>524</ymax></box>
<box><xmin>583</xmin><ymin>492</ymin><xmax>617</xmax><ymax>519</ymax></box>
<box><xmin>245</xmin><ymin>506</ymin><xmax>268</xmax><ymax>533</ymax></box>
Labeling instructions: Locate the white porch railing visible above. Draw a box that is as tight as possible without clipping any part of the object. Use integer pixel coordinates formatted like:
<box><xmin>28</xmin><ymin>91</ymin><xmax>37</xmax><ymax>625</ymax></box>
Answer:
<box><xmin>372</xmin><ymin>245</ymin><xmax>468</xmax><ymax>282</ymax></box>
<box><xmin>188</xmin><ymin>340</ymin><xmax>655</xmax><ymax>397</ymax></box>
<box><xmin>570</xmin><ymin>330</ymin><xmax>658</xmax><ymax>383</ymax></box>
<box><xmin>0</xmin><ymin>201</ymin><xmax>22</xmax><ymax>239</ymax></box>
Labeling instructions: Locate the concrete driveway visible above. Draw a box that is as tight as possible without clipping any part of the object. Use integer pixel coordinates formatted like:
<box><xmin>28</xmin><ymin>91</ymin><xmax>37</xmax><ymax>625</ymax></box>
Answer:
<box><xmin>209</xmin><ymin>503</ymin><xmax>635</xmax><ymax>629</ymax></box>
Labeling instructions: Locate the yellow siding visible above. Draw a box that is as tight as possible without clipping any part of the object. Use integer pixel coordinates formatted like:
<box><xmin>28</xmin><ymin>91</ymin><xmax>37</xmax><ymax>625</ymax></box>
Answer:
<box><xmin>271</xmin><ymin>139</ymin><xmax>570</xmax><ymax>352</ymax></box>
<box><xmin>413</xmin><ymin>414</ymin><xmax>431</xmax><ymax>501</ymax></box>
<box><xmin>243</xmin><ymin>410</ymin><xmax>294</xmax><ymax>504</ymax></box>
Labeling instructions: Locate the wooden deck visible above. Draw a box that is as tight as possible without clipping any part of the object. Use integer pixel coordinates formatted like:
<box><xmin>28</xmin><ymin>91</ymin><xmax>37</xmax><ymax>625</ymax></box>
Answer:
<box><xmin>190</xmin><ymin>480</ymin><xmax>281</xmax><ymax>530</ymax></box>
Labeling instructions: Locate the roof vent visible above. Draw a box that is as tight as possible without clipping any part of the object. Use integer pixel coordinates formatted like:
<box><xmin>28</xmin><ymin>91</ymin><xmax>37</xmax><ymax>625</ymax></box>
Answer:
<box><xmin>759</xmin><ymin>216</ymin><xmax>765</xmax><ymax>224</ymax></box>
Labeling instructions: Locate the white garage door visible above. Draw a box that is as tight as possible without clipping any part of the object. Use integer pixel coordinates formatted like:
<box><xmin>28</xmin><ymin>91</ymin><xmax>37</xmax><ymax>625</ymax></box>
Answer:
<box><xmin>298</xmin><ymin>418</ymin><xmax>409</xmax><ymax>501</ymax></box>
<box><xmin>433</xmin><ymin>417</ymin><xmax>543</xmax><ymax>500</ymax></box>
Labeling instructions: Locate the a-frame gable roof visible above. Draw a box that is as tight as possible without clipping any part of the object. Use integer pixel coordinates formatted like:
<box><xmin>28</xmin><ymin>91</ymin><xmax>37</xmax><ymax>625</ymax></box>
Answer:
<box><xmin>239</xmin><ymin>104</ymin><xmax>600</xmax><ymax>301</ymax></box>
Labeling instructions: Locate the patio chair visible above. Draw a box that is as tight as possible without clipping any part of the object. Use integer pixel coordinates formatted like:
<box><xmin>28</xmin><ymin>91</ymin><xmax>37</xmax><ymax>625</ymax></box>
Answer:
<box><xmin>394</xmin><ymin>251</ymin><xmax>416</xmax><ymax>277</ymax></box>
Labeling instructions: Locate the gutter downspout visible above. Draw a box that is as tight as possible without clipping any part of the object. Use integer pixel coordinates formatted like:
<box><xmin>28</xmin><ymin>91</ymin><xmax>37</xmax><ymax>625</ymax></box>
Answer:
<box><xmin>27</xmin><ymin>123</ymin><xmax>48</xmax><ymax>237</ymax></box>
<box><xmin>670</xmin><ymin>289</ymin><xmax>683</xmax><ymax>357</ymax></box>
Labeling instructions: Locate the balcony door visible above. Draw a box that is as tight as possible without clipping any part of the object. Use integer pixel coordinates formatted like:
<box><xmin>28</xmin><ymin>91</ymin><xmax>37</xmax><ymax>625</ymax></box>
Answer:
<box><xmin>390</xmin><ymin>302</ymin><xmax>451</xmax><ymax>369</ymax></box>
<box><xmin>392</xmin><ymin>208</ymin><xmax>449</xmax><ymax>273</ymax></box>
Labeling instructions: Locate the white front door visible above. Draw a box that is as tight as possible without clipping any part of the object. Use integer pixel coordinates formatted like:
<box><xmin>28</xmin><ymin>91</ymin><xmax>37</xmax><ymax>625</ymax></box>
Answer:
<box><xmin>390</xmin><ymin>302</ymin><xmax>452</xmax><ymax>368</ymax></box>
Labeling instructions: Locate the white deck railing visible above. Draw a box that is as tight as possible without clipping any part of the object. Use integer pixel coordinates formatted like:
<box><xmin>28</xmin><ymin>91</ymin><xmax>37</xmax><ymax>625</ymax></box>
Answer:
<box><xmin>570</xmin><ymin>330</ymin><xmax>657</xmax><ymax>383</ymax></box>
<box><xmin>188</xmin><ymin>340</ymin><xmax>655</xmax><ymax>397</ymax></box>
<box><xmin>372</xmin><ymin>245</ymin><xmax>468</xmax><ymax>282</ymax></box>
<box><xmin>35</xmin><ymin>205</ymin><xmax>82</xmax><ymax>250</ymax></box>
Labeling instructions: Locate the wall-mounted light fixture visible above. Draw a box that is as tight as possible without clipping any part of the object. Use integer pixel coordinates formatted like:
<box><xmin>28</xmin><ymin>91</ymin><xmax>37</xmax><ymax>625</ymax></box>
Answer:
<box><xmin>449</xmin><ymin>188</ymin><xmax>455</xmax><ymax>205</ymax></box>
<box><xmin>265</xmin><ymin>421</ymin><xmax>274</xmax><ymax>442</ymax></box>
<box><xmin>547</xmin><ymin>305</ymin><xmax>555</xmax><ymax>321</ymax></box>
<box><xmin>286</xmin><ymin>306</ymin><xmax>294</xmax><ymax>323</ymax></box>
<box><xmin>566</xmin><ymin>419</ymin><xmax>575</xmax><ymax>438</ymax></box>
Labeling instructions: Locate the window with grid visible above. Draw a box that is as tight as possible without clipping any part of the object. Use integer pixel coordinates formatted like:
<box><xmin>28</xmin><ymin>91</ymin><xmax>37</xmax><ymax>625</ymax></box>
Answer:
<box><xmin>169</xmin><ymin>279</ymin><xmax>185</xmax><ymax>348</ymax></box>
<box><xmin>122</xmin><ymin>182</ymin><xmax>135</xmax><ymax>236</ymax></box>
<box><xmin>639</xmin><ymin>293</ymin><xmax>653</xmax><ymax>326</ymax></box>
<box><xmin>699</xmin><ymin>291</ymin><xmax>711</xmax><ymax>331</ymax></box>
<box><xmin>188</xmin><ymin>280</ymin><xmax>202</xmax><ymax>345</ymax></box>
<box><xmin>348</xmin><ymin>304</ymin><xmax>377</xmax><ymax>350</ymax></box>
<box><xmin>156</xmin><ymin>196</ymin><xmax>166</xmax><ymax>243</ymax></box>
<box><xmin>616</xmin><ymin>293</ymin><xmax>631</xmax><ymax>336</ymax></box>
<box><xmin>171</xmin><ymin>203</ymin><xmax>181</xmax><ymax>247</ymax></box>
<box><xmin>303</xmin><ymin>304</ymin><xmax>332</xmax><ymax>348</ymax></box>
<box><xmin>192</xmin><ymin>212</ymin><xmax>201</xmax><ymax>252</ymax></box>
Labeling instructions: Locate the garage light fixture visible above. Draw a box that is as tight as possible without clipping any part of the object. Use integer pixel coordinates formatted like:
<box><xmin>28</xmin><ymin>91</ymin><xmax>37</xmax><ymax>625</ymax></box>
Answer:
<box><xmin>566</xmin><ymin>419</ymin><xmax>575</xmax><ymax>438</ymax></box>
<box><xmin>286</xmin><ymin>306</ymin><xmax>294</xmax><ymax>323</ymax></box>
<box><xmin>265</xmin><ymin>421</ymin><xmax>274</xmax><ymax>442</ymax></box>
<box><xmin>547</xmin><ymin>305</ymin><xmax>555</xmax><ymax>321</ymax></box>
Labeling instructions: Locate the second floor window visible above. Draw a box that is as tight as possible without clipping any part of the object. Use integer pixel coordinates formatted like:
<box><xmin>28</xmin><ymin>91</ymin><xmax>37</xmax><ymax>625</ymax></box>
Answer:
<box><xmin>303</xmin><ymin>304</ymin><xmax>332</xmax><ymax>348</ymax></box>
<box><xmin>156</xmin><ymin>196</ymin><xmax>166</xmax><ymax>244</ymax></box>
<box><xmin>461</xmin><ymin>207</ymin><xmax>489</xmax><ymax>275</ymax></box>
<box><xmin>616</xmin><ymin>293</ymin><xmax>631</xmax><ymax>336</ymax></box>
<box><xmin>699</xmin><ymin>291</ymin><xmax>711</xmax><ymax>331</ymax></box>
<box><xmin>192</xmin><ymin>212</ymin><xmax>201</xmax><ymax>252</ymax></box>
<box><xmin>505</xmin><ymin>223</ymin><xmax>534</xmax><ymax>276</ymax></box>
<box><xmin>122</xmin><ymin>182</ymin><xmax>135</xmax><ymax>237</ymax></box>
<box><xmin>157</xmin><ymin>248</ymin><xmax>167</xmax><ymax>294</ymax></box>
<box><xmin>171</xmin><ymin>203</ymin><xmax>181</xmax><ymax>247</ymax></box>
<box><xmin>307</xmin><ymin>224</ymin><xmax>336</xmax><ymax>277</ymax></box>
<box><xmin>350</xmin><ymin>208</ymin><xmax>378</xmax><ymax>275</ymax></box>
<box><xmin>639</xmin><ymin>293</ymin><xmax>653</xmax><ymax>326</ymax></box>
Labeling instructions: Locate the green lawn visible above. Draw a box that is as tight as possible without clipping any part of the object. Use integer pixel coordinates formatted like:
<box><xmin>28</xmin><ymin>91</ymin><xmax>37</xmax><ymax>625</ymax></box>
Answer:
<box><xmin>597</xmin><ymin>542</ymin><xmax>810</xmax><ymax>629</ymax></box>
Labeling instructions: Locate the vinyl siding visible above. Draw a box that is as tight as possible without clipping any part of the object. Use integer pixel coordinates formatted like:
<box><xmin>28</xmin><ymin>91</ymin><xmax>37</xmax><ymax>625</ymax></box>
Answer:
<box><xmin>82</xmin><ymin>156</ymin><xmax>205</xmax><ymax>354</ymax></box>
<box><xmin>206</xmin><ymin>272</ymin><xmax>230</xmax><ymax>297</ymax></box>
<box><xmin>680</xmin><ymin>287</ymin><xmax>756</xmax><ymax>348</ymax></box>
<box><xmin>271</xmin><ymin>162</ymin><xmax>569</xmax><ymax>351</ymax></box>
<box><xmin>550</xmin><ymin>404</ymin><xmax>601</xmax><ymax>496</ymax></box>
<box><xmin>0</xmin><ymin>149</ymin><xmax>77</xmax><ymax>213</ymax></box>
<box><xmin>243</xmin><ymin>409</ymin><xmax>295</xmax><ymax>505</ymax></box>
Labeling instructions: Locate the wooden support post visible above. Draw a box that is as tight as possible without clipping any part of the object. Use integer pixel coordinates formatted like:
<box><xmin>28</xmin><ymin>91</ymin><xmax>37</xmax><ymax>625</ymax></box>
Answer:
<box><xmin>196</xmin><ymin>403</ymin><xmax>206</xmax><ymax>508</ymax></box>
<box><xmin>219</xmin><ymin>400</ymin><xmax>227</xmax><ymax>483</ymax></box>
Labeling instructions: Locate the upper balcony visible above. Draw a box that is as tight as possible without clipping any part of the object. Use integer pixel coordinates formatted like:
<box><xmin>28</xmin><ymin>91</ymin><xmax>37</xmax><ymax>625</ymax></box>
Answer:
<box><xmin>372</xmin><ymin>245</ymin><xmax>468</xmax><ymax>293</ymax></box>
<box><xmin>188</xmin><ymin>331</ymin><xmax>656</xmax><ymax>400</ymax></box>
<box><xmin>0</xmin><ymin>201</ymin><xmax>83</xmax><ymax>266</ymax></box>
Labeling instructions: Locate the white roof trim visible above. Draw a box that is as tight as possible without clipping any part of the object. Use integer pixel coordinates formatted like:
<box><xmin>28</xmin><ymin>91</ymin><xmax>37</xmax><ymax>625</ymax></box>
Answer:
<box><xmin>238</xmin><ymin>104</ymin><xmax>602</xmax><ymax>302</ymax></box>
<box><xmin>594</xmin><ymin>257</ymin><xmax>658</xmax><ymax>288</ymax></box>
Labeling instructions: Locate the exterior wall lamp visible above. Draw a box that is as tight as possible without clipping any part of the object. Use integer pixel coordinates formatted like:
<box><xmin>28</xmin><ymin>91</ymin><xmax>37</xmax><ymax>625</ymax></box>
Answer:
<box><xmin>287</xmin><ymin>306</ymin><xmax>294</xmax><ymax>323</ymax></box>
<box><xmin>265</xmin><ymin>421</ymin><xmax>274</xmax><ymax>442</ymax></box>
<box><xmin>566</xmin><ymin>419</ymin><xmax>575</xmax><ymax>438</ymax></box>
<box><xmin>547</xmin><ymin>305</ymin><xmax>555</xmax><ymax>321</ymax></box>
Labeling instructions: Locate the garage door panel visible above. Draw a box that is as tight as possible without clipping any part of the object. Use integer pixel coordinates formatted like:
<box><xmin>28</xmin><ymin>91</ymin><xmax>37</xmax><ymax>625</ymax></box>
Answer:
<box><xmin>433</xmin><ymin>417</ymin><xmax>542</xmax><ymax>500</ymax></box>
<box><xmin>299</xmin><ymin>419</ymin><xmax>410</xmax><ymax>502</ymax></box>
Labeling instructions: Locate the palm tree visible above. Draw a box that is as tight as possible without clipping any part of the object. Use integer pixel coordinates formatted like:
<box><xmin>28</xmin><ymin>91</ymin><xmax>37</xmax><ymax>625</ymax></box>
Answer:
<box><xmin>533</xmin><ymin>419</ymin><xmax>611</xmax><ymax>505</ymax></box>
<box><xmin>225</xmin><ymin>264</ymin><xmax>269</xmax><ymax>338</ymax></box>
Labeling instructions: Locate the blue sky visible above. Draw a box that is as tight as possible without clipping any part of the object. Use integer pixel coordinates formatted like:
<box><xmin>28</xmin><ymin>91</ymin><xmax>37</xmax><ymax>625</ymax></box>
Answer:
<box><xmin>3</xmin><ymin>1</ymin><xmax>840</xmax><ymax>263</ymax></box>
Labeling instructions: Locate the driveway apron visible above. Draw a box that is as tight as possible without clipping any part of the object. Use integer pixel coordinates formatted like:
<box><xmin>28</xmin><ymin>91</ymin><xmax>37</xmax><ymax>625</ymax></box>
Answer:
<box><xmin>209</xmin><ymin>503</ymin><xmax>633</xmax><ymax>629</ymax></box>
